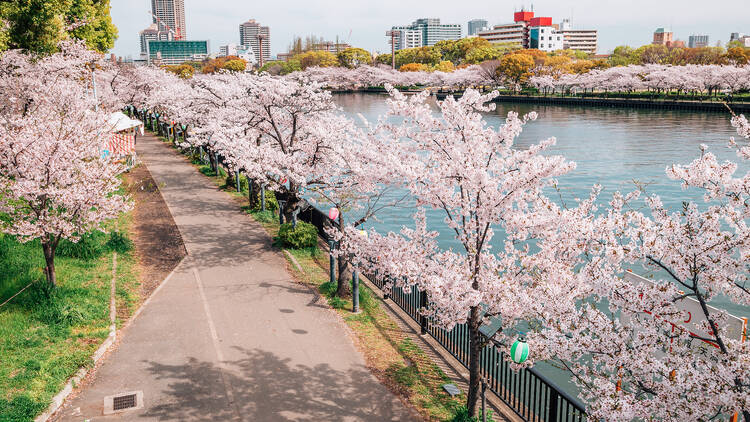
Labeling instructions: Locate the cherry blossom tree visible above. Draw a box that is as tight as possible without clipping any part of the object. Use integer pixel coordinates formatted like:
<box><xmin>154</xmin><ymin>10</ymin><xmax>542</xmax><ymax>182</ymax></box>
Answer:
<box><xmin>523</xmin><ymin>113</ymin><xmax>750</xmax><ymax>421</ymax></box>
<box><xmin>0</xmin><ymin>45</ymin><xmax>130</xmax><ymax>288</ymax></box>
<box><xmin>337</xmin><ymin>87</ymin><xmax>576</xmax><ymax>416</ymax></box>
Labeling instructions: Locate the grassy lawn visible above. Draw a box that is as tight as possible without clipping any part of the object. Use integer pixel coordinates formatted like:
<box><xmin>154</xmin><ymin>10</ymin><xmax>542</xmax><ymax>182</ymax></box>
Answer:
<box><xmin>0</xmin><ymin>214</ymin><xmax>139</xmax><ymax>421</ymax></box>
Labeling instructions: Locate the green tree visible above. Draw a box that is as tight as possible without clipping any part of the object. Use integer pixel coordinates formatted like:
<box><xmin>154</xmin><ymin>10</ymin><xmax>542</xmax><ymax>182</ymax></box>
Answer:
<box><xmin>394</xmin><ymin>46</ymin><xmax>441</xmax><ymax>68</ymax></box>
<box><xmin>432</xmin><ymin>60</ymin><xmax>455</xmax><ymax>72</ymax></box>
<box><xmin>223</xmin><ymin>59</ymin><xmax>247</xmax><ymax>72</ymax></box>
<box><xmin>608</xmin><ymin>45</ymin><xmax>635</xmax><ymax>66</ymax></box>
<box><xmin>337</xmin><ymin>47</ymin><xmax>372</xmax><ymax>68</ymax></box>
<box><xmin>726</xmin><ymin>46</ymin><xmax>749</xmax><ymax>65</ymax></box>
<box><xmin>464</xmin><ymin>46</ymin><xmax>504</xmax><ymax>64</ymax></box>
<box><xmin>376</xmin><ymin>53</ymin><xmax>392</xmax><ymax>66</ymax></box>
<box><xmin>497</xmin><ymin>53</ymin><xmax>535</xmax><ymax>89</ymax></box>
<box><xmin>2</xmin><ymin>0</ymin><xmax>117</xmax><ymax>54</ymax></box>
<box><xmin>295</xmin><ymin>50</ymin><xmax>339</xmax><ymax>69</ymax></box>
<box><xmin>165</xmin><ymin>63</ymin><xmax>195</xmax><ymax>78</ymax></box>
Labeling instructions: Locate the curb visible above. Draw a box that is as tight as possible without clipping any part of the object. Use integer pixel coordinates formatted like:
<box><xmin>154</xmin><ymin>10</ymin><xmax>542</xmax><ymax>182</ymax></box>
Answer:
<box><xmin>35</xmin><ymin>253</ymin><xmax>119</xmax><ymax>422</ymax></box>
<box><xmin>283</xmin><ymin>249</ymin><xmax>305</xmax><ymax>274</ymax></box>
<box><xmin>36</xmin><ymin>254</ymin><xmax>188</xmax><ymax>422</ymax></box>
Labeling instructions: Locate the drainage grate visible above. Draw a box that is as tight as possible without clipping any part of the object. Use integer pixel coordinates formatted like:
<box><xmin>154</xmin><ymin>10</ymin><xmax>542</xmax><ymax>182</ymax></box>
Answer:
<box><xmin>112</xmin><ymin>393</ymin><xmax>137</xmax><ymax>411</ymax></box>
<box><xmin>103</xmin><ymin>391</ymin><xmax>143</xmax><ymax>415</ymax></box>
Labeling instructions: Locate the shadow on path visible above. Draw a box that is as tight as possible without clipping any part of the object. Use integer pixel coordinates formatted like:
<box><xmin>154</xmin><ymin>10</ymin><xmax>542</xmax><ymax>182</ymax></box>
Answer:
<box><xmin>143</xmin><ymin>347</ymin><xmax>409</xmax><ymax>421</ymax></box>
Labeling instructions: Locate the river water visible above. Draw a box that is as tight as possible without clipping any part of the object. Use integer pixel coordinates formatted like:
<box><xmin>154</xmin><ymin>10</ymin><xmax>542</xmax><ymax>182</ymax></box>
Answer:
<box><xmin>331</xmin><ymin>92</ymin><xmax>749</xmax><ymax>397</ymax></box>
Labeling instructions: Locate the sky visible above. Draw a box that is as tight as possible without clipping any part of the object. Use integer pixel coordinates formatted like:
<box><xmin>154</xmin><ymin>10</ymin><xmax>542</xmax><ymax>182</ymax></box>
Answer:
<box><xmin>110</xmin><ymin>0</ymin><xmax>750</xmax><ymax>59</ymax></box>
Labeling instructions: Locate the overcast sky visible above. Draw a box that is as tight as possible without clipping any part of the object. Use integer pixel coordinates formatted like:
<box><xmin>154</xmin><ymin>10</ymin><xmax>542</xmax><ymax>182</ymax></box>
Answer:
<box><xmin>110</xmin><ymin>0</ymin><xmax>749</xmax><ymax>58</ymax></box>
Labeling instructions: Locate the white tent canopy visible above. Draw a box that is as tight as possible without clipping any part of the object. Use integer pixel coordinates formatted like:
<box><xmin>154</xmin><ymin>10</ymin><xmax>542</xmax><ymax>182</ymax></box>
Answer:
<box><xmin>108</xmin><ymin>112</ymin><xmax>144</xmax><ymax>135</ymax></box>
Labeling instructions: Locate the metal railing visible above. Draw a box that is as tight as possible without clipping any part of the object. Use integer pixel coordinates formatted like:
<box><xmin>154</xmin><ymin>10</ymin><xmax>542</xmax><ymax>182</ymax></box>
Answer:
<box><xmin>292</xmin><ymin>200</ymin><xmax>588</xmax><ymax>422</ymax></box>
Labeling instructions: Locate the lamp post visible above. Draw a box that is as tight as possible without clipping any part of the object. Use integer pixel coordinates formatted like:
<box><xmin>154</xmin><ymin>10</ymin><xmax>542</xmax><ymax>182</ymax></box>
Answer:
<box><xmin>327</xmin><ymin>207</ymin><xmax>339</xmax><ymax>286</ymax></box>
<box><xmin>352</xmin><ymin>229</ymin><xmax>367</xmax><ymax>313</ymax></box>
<box><xmin>278</xmin><ymin>200</ymin><xmax>287</xmax><ymax>225</ymax></box>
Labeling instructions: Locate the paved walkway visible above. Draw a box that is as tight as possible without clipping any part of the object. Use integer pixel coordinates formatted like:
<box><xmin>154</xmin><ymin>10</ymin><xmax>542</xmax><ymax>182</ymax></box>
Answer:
<box><xmin>57</xmin><ymin>134</ymin><xmax>415</xmax><ymax>421</ymax></box>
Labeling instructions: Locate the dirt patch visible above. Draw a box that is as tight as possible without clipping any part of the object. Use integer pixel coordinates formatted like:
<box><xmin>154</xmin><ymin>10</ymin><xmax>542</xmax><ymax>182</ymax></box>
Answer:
<box><xmin>123</xmin><ymin>164</ymin><xmax>186</xmax><ymax>313</ymax></box>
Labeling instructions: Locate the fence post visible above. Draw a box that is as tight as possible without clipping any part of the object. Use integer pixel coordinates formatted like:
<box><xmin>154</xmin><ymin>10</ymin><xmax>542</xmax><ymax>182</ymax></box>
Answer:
<box><xmin>482</xmin><ymin>379</ymin><xmax>487</xmax><ymax>422</ymax></box>
<box><xmin>383</xmin><ymin>275</ymin><xmax>389</xmax><ymax>300</ymax></box>
<box><xmin>329</xmin><ymin>240</ymin><xmax>336</xmax><ymax>285</ymax></box>
<box><xmin>419</xmin><ymin>290</ymin><xmax>428</xmax><ymax>335</ymax></box>
<box><xmin>261</xmin><ymin>185</ymin><xmax>266</xmax><ymax>212</ymax></box>
<box><xmin>352</xmin><ymin>268</ymin><xmax>359</xmax><ymax>313</ymax></box>
<box><xmin>547</xmin><ymin>388</ymin><xmax>559</xmax><ymax>422</ymax></box>
<box><xmin>236</xmin><ymin>170</ymin><xmax>241</xmax><ymax>192</ymax></box>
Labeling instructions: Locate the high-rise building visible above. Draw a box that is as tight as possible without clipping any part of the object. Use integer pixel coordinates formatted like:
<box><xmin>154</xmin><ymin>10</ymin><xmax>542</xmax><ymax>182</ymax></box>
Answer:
<box><xmin>468</xmin><ymin>19</ymin><xmax>488</xmax><ymax>36</ymax></box>
<box><xmin>653</xmin><ymin>28</ymin><xmax>674</xmax><ymax>46</ymax></box>
<box><xmin>147</xmin><ymin>40</ymin><xmax>208</xmax><ymax>65</ymax></box>
<box><xmin>477</xmin><ymin>22</ymin><xmax>528</xmax><ymax>47</ymax></box>
<box><xmin>477</xmin><ymin>10</ymin><xmax>597</xmax><ymax>53</ymax></box>
<box><xmin>391</xmin><ymin>18</ymin><xmax>461</xmax><ymax>50</ymax></box>
<box><xmin>151</xmin><ymin>0</ymin><xmax>186</xmax><ymax>39</ymax></box>
<box><xmin>239</xmin><ymin>19</ymin><xmax>270</xmax><ymax>63</ymax></box>
<box><xmin>530</xmin><ymin>26</ymin><xmax>563</xmax><ymax>52</ymax></box>
<box><xmin>558</xmin><ymin>19</ymin><xmax>598</xmax><ymax>54</ymax></box>
<box><xmin>139</xmin><ymin>24</ymin><xmax>166</xmax><ymax>58</ymax></box>
<box><xmin>395</xmin><ymin>29</ymin><xmax>423</xmax><ymax>50</ymax></box>
<box><xmin>688</xmin><ymin>34</ymin><xmax>709</xmax><ymax>48</ymax></box>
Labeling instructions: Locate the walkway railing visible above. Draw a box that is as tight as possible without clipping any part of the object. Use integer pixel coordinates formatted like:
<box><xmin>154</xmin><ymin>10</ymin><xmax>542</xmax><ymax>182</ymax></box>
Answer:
<box><xmin>293</xmin><ymin>201</ymin><xmax>587</xmax><ymax>422</ymax></box>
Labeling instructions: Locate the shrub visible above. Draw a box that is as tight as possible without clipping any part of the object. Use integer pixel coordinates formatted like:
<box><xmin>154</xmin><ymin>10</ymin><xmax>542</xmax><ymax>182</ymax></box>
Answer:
<box><xmin>253</xmin><ymin>189</ymin><xmax>278</xmax><ymax>213</ymax></box>
<box><xmin>57</xmin><ymin>231</ymin><xmax>107</xmax><ymax>260</ymax></box>
<box><xmin>278</xmin><ymin>221</ymin><xmax>318</xmax><ymax>249</ymax></box>
<box><xmin>105</xmin><ymin>230</ymin><xmax>134</xmax><ymax>253</ymax></box>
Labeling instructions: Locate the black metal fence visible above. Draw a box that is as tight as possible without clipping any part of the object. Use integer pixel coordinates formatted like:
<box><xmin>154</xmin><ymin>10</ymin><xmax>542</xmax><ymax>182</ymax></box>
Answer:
<box><xmin>293</xmin><ymin>201</ymin><xmax>587</xmax><ymax>422</ymax></box>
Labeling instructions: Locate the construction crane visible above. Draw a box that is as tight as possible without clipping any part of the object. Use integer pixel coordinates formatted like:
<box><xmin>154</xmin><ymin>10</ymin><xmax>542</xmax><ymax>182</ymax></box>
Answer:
<box><xmin>147</xmin><ymin>10</ymin><xmax>183</xmax><ymax>40</ymax></box>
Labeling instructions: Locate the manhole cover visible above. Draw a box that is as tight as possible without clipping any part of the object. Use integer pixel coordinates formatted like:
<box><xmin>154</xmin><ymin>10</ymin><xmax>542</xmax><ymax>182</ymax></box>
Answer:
<box><xmin>103</xmin><ymin>391</ymin><xmax>143</xmax><ymax>415</ymax></box>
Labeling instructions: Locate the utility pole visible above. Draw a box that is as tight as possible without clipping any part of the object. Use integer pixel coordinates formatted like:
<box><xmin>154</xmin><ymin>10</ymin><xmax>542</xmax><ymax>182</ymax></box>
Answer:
<box><xmin>385</xmin><ymin>30</ymin><xmax>400</xmax><ymax>69</ymax></box>
<box><xmin>257</xmin><ymin>33</ymin><xmax>266</xmax><ymax>68</ymax></box>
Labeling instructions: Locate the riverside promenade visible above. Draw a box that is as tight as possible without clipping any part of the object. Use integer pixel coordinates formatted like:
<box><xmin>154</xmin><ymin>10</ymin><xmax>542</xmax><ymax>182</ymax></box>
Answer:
<box><xmin>56</xmin><ymin>133</ymin><xmax>414</xmax><ymax>421</ymax></box>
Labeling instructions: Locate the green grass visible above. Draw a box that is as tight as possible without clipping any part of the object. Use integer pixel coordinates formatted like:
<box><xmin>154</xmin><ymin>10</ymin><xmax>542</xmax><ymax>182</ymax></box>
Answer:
<box><xmin>0</xmin><ymin>216</ymin><xmax>139</xmax><ymax>422</ymax></box>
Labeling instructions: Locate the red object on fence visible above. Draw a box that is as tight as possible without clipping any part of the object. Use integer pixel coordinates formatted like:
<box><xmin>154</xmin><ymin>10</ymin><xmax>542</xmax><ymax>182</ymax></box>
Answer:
<box><xmin>108</xmin><ymin>132</ymin><xmax>135</xmax><ymax>156</ymax></box>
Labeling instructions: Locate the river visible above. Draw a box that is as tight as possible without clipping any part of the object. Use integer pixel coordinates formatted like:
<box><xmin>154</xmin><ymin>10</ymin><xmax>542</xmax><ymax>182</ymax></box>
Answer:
<box><xmin>330</xmin><ymin>92</ymin><xmax>749</xmax><ymax>399</ymax></box>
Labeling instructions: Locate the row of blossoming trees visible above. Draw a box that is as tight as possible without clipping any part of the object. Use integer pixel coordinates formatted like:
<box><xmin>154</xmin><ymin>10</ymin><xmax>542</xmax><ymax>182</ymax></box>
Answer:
<box><xmin>132</xmin><ymin>63</ymin><xmax>750</xmax><ymax>420</ymax></box>
<box><xmin>2</xmin><ymin>43</ymin><xmax>748</xmax><ymax>420</ymax></box>
<box><xmin>529</xmin><ymin>64</ymin><xmax>750</xmax><ymax>96</ymax></box>
<box><xmin>283</xmin><ymin>62</ymin><xmax>750</xmax><ymax>97</ymax></box>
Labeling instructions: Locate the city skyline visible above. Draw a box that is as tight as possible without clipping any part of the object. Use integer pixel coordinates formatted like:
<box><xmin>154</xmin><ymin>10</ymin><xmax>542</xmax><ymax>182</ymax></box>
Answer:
<box><xmin>111</xmin><ymin>0</ymin><xmax>749</xmax><ymax>58</ymax></box>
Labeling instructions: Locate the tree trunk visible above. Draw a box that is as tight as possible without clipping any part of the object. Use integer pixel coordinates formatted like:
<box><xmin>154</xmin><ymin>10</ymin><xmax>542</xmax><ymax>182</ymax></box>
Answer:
<box><xmin>208</xmin><ymin>150</ymin><xmax>217</xmax><ymax>173</ymax></box>
<box><xmin>249</xmin><ymin>179</ymin><xmax>260</xmax><ymax>209</ymax></box>
<box><xmin>42</xmin><ymin>240</ymin><xmax>57</xmax><ymax>288</ymax></box>
<box><xmin>466</xmin><ymin>305</ymin><xmax>482</xmax><ymax>417</ymax></box>
<box><xmin>336</xmin><ymin>212</ymin><xmax>351</xmax><ymax>297</ymax></box>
